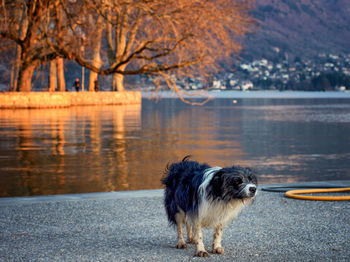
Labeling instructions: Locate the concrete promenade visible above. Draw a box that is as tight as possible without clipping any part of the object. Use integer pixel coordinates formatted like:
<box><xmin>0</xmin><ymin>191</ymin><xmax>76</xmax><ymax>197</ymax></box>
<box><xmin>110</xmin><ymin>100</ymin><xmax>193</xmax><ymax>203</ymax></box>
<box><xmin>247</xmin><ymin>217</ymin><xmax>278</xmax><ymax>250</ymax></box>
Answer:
<box><xmin>0</xmin><ymin>91</ymin><xmax>141</xmax><ymax>109</ymax></box>
<box><xmin>0</xmin><ymin>182</ymin><xmax>349</xmax><ymax>261</ymax></box>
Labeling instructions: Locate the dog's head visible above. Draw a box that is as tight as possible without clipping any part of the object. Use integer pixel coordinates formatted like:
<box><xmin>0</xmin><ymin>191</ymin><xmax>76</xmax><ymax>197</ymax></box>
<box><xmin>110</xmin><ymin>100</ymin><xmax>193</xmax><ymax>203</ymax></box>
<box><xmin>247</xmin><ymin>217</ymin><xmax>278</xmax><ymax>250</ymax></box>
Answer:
<box><xmin>208</xmin><ymin>166</ymin><xmax>258</xmax><ymax>202</ymax></box>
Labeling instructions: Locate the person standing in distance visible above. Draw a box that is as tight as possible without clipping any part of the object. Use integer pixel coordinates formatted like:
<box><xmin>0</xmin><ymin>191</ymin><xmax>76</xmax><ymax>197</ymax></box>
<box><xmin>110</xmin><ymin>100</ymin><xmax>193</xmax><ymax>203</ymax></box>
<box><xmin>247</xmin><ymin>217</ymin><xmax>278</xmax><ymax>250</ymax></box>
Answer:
<box><xmin>73</xmin><ymin>78</ymin><xmax>80</xmax><ymax>92</ymax></box>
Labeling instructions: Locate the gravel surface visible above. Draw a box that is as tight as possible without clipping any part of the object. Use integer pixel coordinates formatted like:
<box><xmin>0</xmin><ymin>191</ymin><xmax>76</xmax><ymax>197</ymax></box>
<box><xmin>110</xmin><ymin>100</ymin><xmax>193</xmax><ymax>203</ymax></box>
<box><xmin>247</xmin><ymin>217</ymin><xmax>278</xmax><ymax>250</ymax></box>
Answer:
<box><xmin>0</xmin><ymin>184</ymin><xmax>349</xmax><ymax>262</ymax></box>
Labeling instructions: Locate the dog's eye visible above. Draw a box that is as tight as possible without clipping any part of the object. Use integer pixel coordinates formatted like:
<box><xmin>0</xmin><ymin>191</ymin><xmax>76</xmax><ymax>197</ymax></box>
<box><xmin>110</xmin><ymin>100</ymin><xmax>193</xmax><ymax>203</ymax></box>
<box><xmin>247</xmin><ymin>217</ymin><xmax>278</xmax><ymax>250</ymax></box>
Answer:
<box><xmin>234</xmin><ymin>178</ymin><xmax>242</xmax><ymax>185</ymax></box>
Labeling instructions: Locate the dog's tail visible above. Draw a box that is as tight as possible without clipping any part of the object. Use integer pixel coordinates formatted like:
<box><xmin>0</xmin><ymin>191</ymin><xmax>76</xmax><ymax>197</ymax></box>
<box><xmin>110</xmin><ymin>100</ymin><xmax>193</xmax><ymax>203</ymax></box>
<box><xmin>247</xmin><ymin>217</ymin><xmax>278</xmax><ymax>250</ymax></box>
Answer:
<box><xmin>182</xmin><ymin>155</ymin><xmax>192</xmax><ymax>162</ymax></box>
<box><xmin>161</xmin><ymin>162</ymin><xmax>180</xmax><ymax>226</ymax></box>
<box><xmin>161</xmin><ymin>155</ymin><xmax>192</xmax><ymax>225</ymax></box>
<box><xmin>161</xmin><ymin>155</ymin><xmax>192</xmax><ymax>187</ymax></box>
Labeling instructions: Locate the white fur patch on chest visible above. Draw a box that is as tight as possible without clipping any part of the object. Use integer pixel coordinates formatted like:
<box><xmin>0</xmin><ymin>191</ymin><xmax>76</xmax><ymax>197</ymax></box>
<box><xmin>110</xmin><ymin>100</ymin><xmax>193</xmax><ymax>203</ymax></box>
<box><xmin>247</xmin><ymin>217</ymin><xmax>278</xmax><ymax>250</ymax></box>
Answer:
<box><xmin>198</xmin><ymin>199</ymin><xmax>244</xmax><ymax>228</ymax></box>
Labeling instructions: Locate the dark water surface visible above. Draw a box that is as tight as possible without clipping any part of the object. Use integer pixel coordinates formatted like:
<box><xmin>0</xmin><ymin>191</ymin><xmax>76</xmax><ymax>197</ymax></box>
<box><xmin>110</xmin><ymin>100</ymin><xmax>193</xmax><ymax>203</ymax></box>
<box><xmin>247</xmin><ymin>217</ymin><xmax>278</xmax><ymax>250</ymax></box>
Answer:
<box><xmin>1</xmin><ymin>97</ymin><xmax>350</xmax><ymax>197</ymax></box>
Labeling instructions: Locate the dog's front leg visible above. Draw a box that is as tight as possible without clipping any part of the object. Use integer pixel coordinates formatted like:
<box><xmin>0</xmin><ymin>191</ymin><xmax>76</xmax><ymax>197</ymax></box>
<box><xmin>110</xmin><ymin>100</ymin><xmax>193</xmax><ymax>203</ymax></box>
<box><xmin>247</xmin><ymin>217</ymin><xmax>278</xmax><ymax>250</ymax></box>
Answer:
<box><xmin>186</xmin><ymin>223</ymin><xmax>195</xmax><ymax>244</ymax></box>
<box><xmin>212</xmin><ymin>226</ymin><xmax>224</xmax><ymax>254</ymax></box>
<box><xmin>194</xmin><ymin>223</ymin><xmax>209</xmax><ymax>257</ymax></box>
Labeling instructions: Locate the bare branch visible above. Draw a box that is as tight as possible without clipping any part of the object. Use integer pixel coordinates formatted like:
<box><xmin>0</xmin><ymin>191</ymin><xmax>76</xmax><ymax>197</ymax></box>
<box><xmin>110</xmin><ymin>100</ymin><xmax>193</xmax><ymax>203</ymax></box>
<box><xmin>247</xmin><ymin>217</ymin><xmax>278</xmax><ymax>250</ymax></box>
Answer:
<box><xmin>0</xmin><ymin>0</ymin><xmax>255</xmax><ymax>94</ymax></box>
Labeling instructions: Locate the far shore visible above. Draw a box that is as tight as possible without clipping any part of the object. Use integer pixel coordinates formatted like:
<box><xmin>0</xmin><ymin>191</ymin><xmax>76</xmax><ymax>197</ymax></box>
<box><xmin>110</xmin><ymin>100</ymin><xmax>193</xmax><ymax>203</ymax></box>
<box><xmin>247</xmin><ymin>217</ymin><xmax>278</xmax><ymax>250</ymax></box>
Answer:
<box><xmin>142</xmin><ymin>90</ymin><xmax>350</xmax><ymax>99</ymax></box>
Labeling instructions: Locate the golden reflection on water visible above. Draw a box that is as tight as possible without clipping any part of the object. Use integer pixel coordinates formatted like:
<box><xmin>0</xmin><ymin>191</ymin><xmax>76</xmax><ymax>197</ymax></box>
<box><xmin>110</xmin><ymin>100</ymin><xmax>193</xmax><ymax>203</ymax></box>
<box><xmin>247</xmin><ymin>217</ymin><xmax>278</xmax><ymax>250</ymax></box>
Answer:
<box><xmin>0</xmin><ymin>102</ymin><xmax>254</xmax><ymax>197</ymax></box>
<box><xmin>0</xmin><ymin>105</ymin><xmax>141</xmax><ymax>196</ymax></box>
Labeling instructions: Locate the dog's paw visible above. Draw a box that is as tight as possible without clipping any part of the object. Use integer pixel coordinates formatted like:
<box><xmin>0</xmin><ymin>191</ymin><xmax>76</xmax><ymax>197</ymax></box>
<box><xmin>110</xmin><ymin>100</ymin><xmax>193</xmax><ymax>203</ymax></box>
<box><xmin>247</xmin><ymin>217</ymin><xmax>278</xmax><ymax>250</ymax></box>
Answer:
<box><xmin>187</xmin><ymin>237</ymin><xmax>195</xmax><ymax>244</ymax></box>
<box><xmin>195</xmin><ymin>250</ymin><xmax>209</xmax><ymax>257</ymax></box>
<box><xmin>212</xmin><ymin>247</ymin><xmax>224</xmax><ymax>254</ymax></box>
<box><xmin>176</xmin><ymin>242</ymin><xmax>187</xmax><ymax>249</ymax></box>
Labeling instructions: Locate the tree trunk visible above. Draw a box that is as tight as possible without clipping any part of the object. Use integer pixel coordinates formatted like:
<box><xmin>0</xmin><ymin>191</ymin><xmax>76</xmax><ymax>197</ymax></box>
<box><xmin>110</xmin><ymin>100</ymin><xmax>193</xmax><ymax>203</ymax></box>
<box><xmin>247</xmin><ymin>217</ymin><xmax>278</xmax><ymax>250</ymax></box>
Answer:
<box><xmin>17</xmin><ymin>64</ymin><xmax>36</xmax><ymax>92</ymax></box>
<box><xmin>89</xmin><ymin>71</ymin><xmax>98</xmax><ymax>91</ymax></box>
<box><xmin>88</xmin><ymin>48</ymin><xmax>102</xmax><ymax>91</ymax></box>
<box><xmin>11</xmin><ymin>47</ymin><xmax>21</xmax><ymax>92</ymax></box>
<box><xmin>11</xmin><ymin>6</ymin><xmax>28</xmax><ymax>91</ymax></box>
<box><xmin>112</xmin><ymin>73</ymin><xmax>125</xmax><ymax>91</ymax></box>
<box><xmin>88</xmin><ymin>16</ymin><xmax>104</xmax><ymax>91</ymax></box>
<box><xmin>49</xmin><ymin>60</ymin><xmax>57</xmax><ymax>91</ymax></box>
<box><xmin>56</xmin><ymin>58</ymin><xmax>65</xmax><ymax>91</ymax></box>
<box><xmin>106</xmin><ymin>9</ymin><xmax>126</xmax><ymax>92</ymax></box>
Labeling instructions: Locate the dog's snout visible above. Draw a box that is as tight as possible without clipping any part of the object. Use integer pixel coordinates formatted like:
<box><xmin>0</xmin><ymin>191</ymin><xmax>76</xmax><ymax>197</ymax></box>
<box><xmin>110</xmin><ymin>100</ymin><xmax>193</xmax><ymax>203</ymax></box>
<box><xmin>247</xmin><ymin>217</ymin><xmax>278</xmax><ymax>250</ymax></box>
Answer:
<box><xmin>249</xmin><ymin>186</ymin><xmax>256</xmax><ymax>194</ymax></box>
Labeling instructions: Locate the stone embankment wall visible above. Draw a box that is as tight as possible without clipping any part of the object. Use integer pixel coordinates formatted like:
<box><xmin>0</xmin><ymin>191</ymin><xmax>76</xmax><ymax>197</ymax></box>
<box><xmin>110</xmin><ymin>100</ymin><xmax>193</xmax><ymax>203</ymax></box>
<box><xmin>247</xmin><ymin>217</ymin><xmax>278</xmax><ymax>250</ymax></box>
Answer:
<box><xmin>0</xmin><ymin>91</ymin><xmax>141</xmax><ymax>108</ymax></box>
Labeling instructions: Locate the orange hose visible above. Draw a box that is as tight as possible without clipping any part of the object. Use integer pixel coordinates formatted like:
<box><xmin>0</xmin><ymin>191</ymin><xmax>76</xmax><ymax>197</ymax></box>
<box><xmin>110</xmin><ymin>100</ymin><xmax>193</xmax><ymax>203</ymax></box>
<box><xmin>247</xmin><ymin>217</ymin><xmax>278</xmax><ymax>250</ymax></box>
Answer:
<box><xmin>285</xmin><ymin>187</ymin><xmax>350</xmax><ymax>201</ymax></box>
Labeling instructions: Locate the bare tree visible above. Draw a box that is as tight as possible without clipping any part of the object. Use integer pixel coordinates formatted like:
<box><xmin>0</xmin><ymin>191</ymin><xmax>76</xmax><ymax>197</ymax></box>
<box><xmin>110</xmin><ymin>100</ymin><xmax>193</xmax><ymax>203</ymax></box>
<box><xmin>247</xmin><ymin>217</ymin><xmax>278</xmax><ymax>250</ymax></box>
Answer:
<box><xmin>0</xmin><ymin>0</ymin><xmax>74</xmax><ymax>92</ymax></box>
<box><xmin>56</xmin><ymin>0</ymin><xmax>255</xmax><ymax>92</ymax></box>
<box><xmin>1</xmin><ymin>0</ymin><xmax>254</xmax><ymax>93</ymax></box>
<box><xmin>1</xmin><ymin>1</ymin><xmax>49</xmax><ymax>91</ymax></box>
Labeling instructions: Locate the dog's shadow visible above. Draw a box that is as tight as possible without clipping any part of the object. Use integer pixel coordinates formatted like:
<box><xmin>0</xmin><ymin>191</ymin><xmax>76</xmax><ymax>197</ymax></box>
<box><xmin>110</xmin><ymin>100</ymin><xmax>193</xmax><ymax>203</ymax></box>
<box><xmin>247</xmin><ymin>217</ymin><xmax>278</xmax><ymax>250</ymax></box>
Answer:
<box><xmin>127</xmin><ymin>233</ymin><xmax>236</xmax><ymax>260</ymax></box>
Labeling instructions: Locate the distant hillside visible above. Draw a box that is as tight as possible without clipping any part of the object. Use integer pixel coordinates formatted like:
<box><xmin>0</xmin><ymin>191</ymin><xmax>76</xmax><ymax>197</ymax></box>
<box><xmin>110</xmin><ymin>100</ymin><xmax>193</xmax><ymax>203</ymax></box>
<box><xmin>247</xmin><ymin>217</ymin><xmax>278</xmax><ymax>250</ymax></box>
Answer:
<box><xmin>242</xmin><ymin>0</ymin><xmax>350</xmax><ymax>60</ymax></box>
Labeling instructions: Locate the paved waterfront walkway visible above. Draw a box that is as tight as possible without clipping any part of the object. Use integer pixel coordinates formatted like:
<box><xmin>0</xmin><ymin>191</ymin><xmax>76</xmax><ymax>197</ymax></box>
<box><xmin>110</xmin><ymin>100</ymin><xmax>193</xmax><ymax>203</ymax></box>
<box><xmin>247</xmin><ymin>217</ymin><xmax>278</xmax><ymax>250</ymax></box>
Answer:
<box><xmin>1</xmin><ymin>181</ymin><xmax>349</xmax><ymax>261</ymax></box>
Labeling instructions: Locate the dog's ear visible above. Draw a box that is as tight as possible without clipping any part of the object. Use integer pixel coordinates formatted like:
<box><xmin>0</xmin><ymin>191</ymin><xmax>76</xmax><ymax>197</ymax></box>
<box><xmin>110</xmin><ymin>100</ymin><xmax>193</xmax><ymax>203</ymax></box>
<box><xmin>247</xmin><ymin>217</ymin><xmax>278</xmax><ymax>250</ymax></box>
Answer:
<box><xmin>209</xmin><ymin>170</ymin><xmax>225</xmax><ymax>198</ymax></box>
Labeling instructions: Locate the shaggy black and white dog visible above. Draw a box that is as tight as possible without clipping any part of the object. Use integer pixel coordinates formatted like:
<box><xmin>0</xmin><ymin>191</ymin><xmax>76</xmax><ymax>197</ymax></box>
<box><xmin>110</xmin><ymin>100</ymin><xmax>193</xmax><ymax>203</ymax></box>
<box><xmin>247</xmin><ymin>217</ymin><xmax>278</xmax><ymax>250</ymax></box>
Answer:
<box><xmin>162</xmin><ymin>156</ymin><xmax>257</xmax><ymax>257</ymax></box>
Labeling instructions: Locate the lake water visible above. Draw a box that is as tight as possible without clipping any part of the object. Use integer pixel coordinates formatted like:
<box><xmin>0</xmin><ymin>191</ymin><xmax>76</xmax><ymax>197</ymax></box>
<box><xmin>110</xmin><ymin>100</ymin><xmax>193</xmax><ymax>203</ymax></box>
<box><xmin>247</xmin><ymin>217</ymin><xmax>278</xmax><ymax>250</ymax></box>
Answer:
<box><xmin>1</xmin><ymin>94</ymin><xmax>350</xmax><ymax>197</ymax></box>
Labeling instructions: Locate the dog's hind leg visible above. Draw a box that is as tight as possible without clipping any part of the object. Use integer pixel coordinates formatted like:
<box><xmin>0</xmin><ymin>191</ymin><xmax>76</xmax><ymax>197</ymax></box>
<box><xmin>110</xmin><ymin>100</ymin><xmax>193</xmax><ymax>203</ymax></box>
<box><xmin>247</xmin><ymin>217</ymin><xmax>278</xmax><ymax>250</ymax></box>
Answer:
<box><xmin>186</xmin><ymin>223</ymin><xmax>195</xmax><ymax>244</ymax></box>
<box><xmin>194</xmin><ymin>223</ymin><xmax>209</xmax><ymax>257</ymax></box>
<box><xmin>212</xmin><ymin>226</ymin><xmax>224</xmax><ymax>254</ymax></box>
<box><xmin>175</xmin><ymin>212</ymin><xmax>187</xmax><ymax>249</ymax></box>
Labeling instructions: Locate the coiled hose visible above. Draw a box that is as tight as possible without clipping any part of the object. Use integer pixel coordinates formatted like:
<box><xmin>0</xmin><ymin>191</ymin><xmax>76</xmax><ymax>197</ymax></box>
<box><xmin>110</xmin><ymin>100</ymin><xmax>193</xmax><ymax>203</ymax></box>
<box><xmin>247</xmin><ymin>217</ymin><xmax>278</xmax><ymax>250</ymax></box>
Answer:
<box><xmin>262</xmin><ymin>184</ymin><xmax>350</xmax><ymax>201</ymax></box>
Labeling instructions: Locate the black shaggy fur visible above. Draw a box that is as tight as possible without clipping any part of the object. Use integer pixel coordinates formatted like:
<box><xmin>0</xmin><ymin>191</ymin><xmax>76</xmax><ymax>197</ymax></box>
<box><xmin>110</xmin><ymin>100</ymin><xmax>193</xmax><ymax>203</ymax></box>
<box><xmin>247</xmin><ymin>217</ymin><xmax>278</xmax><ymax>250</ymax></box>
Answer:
<box><xmin>162</xmin><ymin>156</ymin><xmax>210</xmax><ymax>225</ymax></box>
<box><xmin>161</xmin><ymin>156</ymin><xmax>257</xmax><ymax>226</ymax></box>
